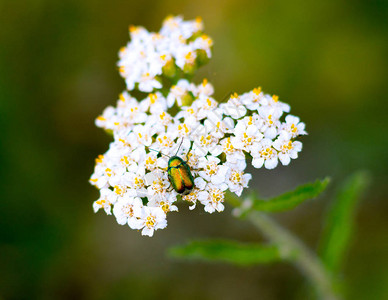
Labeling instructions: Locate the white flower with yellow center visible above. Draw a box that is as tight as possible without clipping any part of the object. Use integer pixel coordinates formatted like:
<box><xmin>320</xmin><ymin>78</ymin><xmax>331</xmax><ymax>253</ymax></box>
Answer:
<box><xmin>193</xmin><ymin>34</ymin><xmax>213</xmax><ymax>57</ymax></box>
<box><xmin>95</xmin><ymin>106</ymin><xmax>116</xmax><ymax>130</ymax></box>
<box><xmin>113</xmin><ymin>184</ymin><xmax>127</xmax><ymax>198</ymax></box>
<box><xmin>89</xmin><ymin>155</ymin><xmax>108</xmax><ymax>189</ymax></box>
<box><xmin>266</xmin><ymin>94</ymin><xmax>290</xmax><ymax>113</ymax></box>
<box><xmin>119</xmin><ymin>154</ymin><xmax>133</xmax><ymax>169</ymax></box>
<box><xmin>167</xmin><ymin>79</ymin><xmax>196</xmax><ymax>106</ymax></box>
<box><xmin>93</xmin><ymin>188</ymin><xmax>117</xmax><ymax>215</ymax></box>
<box><xmin>220</xmin><ymin>137</ymin><xmax>246</xmax><ymax>163</ymax></box>
<box><xmin>176</xmin><ymin>122</ymin><xmax>193</xmax><ymax>138</ymax></box>
<box><xmin>117</xmin><ymin>92</ymin><xmax>148</xmax><ymax>125</ymax></box>
<box><xmin>148</xmin><ymin>193</ymin><xmax>178</xmax><ymax>214</ymax></box>
<box><xmin>122</xmin><ymin>168</ymin><xmax>147</xmax><ymax>197</ymax></box>
<box><xmin>128</xmin><ymin>124</ymin><xmax>154</xmax><ymax>147</ymax></box>
<box><xmin>191</xmin><ymin>129</ymin><xmax>222</xmax><ymax>157</ymax></box>
<box><xmin>251</xmin><ymin>138</ymin><xmax>279</xmax><ymax>169</ymax></box>
<box><xmin>195</xmin><ymin>97</ymin><xmax>219</xmax><ymax>120</ymax></box>
<box><xmin>204</xmin><ymin>113</ymin><xmax>234</xmax><ymax>139</ymax></box>
<box><xmin>226</xmin><ymin>164</ymin><xmax>252</xmax><ymax>197</ymax></box>
<box><xmin>198</xmin><ymin>184</ymin><xmax>227</xmax><ymax>213</ymax></box>
<box><xmin>144</xmin><ymin>152</ymin><xmax>159</xmax><ymax>171</ymax></box>
<box><xmin>154</xmin><ymin>132</ymin><xmax>177</xmax><ymax>153</ymax></box>
<box><xmin>175</xmin><ymin>106</ymin><xmax>200</xmax><ymax>126</ymax></box>
<box><xmin>112</xmin><ymin>195</ymin><xmax>143</xmax><ymax>228</ymax></box>
<box><xmin>196</xmin><ymin>78</ymin><xmax>214</xmax><ymax>97</ymax></box>
<box><xmin>232</xmin><ymin>119</ymin><xmax>264</xmax><ymax>153</ymax></box>
<box><xmin>242</xmin><ymin>114</ymin><xmax>264</xmax><ymax>131</ymax></box>
<box><xmin>176</xmin><ymin>49</ymin><xmax>197</xmax><ymax>69</ymax></box>
<box><xmin>184</xmin><ymin>149</ymin><xmax>201</xmax><ymax>171</ymax></box>
<box><xmin>146</xmin><ymin>173</ymin><xmax>171</xmax><ymax>198</ymax></box>
<box><xmin>221</xmin><ymin>93</ymin><xmax>247</xmax><ymax>119</ymax></box>
<box><xmin>198</xmin><ymin>156</ymin><xmax>229</xmax><ymax>187</ymax></box>
<box><xmin>273</xmin><ymin>134</ymin><xmax>303</xmax><ymax>166</ymax></box>
<box><xmin>106</xmin><ymin>165</ymin><xmax>127</xmax><ymax>187</ymax></box>
<box><xmin>140</xmin><ymin>92</ymin><xmax>169</xmax><ymax>114</ymax></box>
<box><xmin>240</xmin><ymin>87</ymin><xmax>264</xmax><ymax>110</ymax></box>
<box><xmin>182</xmin><ymin>188</ymin><xmax>201</xmax><ymax>210</ymax></box>
<box><xmin>281</xmin><ymin>115</ymin><xmax>307</xmax><ymax>139</ymax></box>
<box><xmin>258</xmin><ymin>106</ymin><xmax>282</xmax><ymax>139</ymax></box>
<box><xmin>139</xmin><ymin>207</ymin><xmax>167</xmax><ymax>237</ymax></box>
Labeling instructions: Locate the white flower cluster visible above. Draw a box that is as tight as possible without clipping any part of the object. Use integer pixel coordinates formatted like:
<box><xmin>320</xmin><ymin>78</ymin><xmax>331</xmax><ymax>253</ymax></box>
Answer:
<box><xmin>118</xmin><ymin>15</ymin><xmax>212</xmax><ymax>92</ymax></box>
<box><xmin>220</xmin><ymin>90</ymin><xmax>307</xmax><ymax>170</ymax></box>
<box><xmin>90</xmin><ymin>16</ymin><xmax>306</xmax><ymax>237</ymax></box>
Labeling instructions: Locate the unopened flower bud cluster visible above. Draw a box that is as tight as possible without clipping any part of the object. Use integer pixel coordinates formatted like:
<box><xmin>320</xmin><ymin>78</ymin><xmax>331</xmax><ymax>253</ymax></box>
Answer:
<box><xmin>90</xmin><ymin>16</ymin><xmax>306</xmax><ymax>237</ymax></box>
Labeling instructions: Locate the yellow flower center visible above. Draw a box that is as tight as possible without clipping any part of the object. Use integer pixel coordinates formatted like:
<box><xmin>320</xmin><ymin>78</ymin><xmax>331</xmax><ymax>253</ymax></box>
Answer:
<box><xmin>123</xmin><ymin>204</ymin><xmax>134</xmax><ymax>217</ymax></box>
<box><xmin>134</xmin><ymin>176</ymin><xmax>144</xmax><ymax>188</ymax></box>
<box><xmin>291</xmin><ymin>124</ymin><xmax>297</xmax><ymax>133</ymax></box>
<box><xmin>149</xmin><ymin>93</ymin><xmax>157</xmax><ymax>104</ymax></box>
<box><xmin>160</xmin><ymin>201</ymin><xmax>170</xmax><ymax>214</ymax></box>
<box><xmin>253</xmin><ymin>87</ymin><xmax>262</xmax><ymax>95</ymax></box>
<box><xmin>95</xmin><ymin>155</ymin><xmax>104</xmax><ymax>164</ymax></box>
<box><xmin>206</xmin><ymin>162</ymin><xmax>218</xmax><ymax>176</ymax></box>
<box><xmin>210</xmin><ymin>188</ymin><xmax>224</xmax><ymax>203</ymax></box>
<box><xmin>96</xmin><ymin>199</ymin><xmax>109</xmax><ymax>207</ymax></box>
<box><xmin>105</xmin><ymin>168</ymin><xmax>113</xmax><ymax>177</ymax></box>
<box><xmin>146</xmin><ymin>215</ymin><xmax>156</xmax><ymax>228</ymax></box>
<box><xmin>114</xmin><ymin>185</ymin><xmax>126</xmax><ymax>196</ymax></box>
<box><xmin>230</xmin><ymin>170</ymin><xmax>242</xmax><ymax>184</ymax></box>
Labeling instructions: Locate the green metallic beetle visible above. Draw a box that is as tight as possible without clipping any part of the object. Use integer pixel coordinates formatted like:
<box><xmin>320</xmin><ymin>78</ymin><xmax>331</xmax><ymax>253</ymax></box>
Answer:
<box><xmin>167</xmin><ymin>155</ymin><xmax>194</xmax><ymax>195</ymax></box>
<box><xmin>148</xmin><ymin>139</ymin><xmax>195</xmax><ymax>195</ymax></box>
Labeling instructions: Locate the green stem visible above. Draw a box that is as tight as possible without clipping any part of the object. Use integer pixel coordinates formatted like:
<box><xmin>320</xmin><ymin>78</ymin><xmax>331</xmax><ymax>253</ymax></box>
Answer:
<box><xmin>249</xmin><ymin>212</ymin><xmax>338</xmax><ymax>300</ymax></box>
<box><xmin>226</xmin><ymin>193</ymin><xmax>339</xmax><ymax>300</ymax></box>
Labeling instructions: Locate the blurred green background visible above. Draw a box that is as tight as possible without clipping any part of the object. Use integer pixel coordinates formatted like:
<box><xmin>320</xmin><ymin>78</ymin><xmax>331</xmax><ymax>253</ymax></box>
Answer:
<box><xmin>1</xmin><ymin>0</ymin><xmax>387</xmax><ymax>299</ymax></box>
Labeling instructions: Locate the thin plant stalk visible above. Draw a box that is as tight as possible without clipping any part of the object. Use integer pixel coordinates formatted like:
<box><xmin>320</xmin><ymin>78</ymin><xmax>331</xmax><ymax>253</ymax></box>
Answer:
<box><xmin>226</xmin><ymin>192</ymin><xmax>338</xmax><ymax>300</ymax></box>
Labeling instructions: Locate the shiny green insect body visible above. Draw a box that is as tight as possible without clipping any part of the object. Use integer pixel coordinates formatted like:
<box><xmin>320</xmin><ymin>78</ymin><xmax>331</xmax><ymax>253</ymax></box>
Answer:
<box><xmin>167</xmin><ymin>156</ymin><xmax>194</xmax><ymax>195</ymax></box>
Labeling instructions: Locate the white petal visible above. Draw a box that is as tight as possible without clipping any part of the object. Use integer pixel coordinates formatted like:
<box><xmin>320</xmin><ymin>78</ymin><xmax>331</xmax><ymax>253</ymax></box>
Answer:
<box><xmin>155</xmin><ymin>219</ymin><xmax>167</xmax><ymax>230</ymax></box>
<box><xmin>293</xmin><ymin>141</ymin><xmax>303</xmax><ymax>152</ymax></box>
<box><xmin>264</xmin><ymin>127</ymin><xmax>278</xmax><ymax>139</ymax></box>
<box><xmin>216</xmin><ymin>203</ymin><xmax>225</xmax><ymax>212</ymax></box>
<box><xmin>265</xmin><ymin>157</ymin><xmax>278</xmax><ymax>169</ymax></box>
<box><xmin>211</xmin><ymin>174</ymin><xmax>225</xmax><ymax>185</ymax></box>
<box><xmin>289</xmin><ymin>151</ymin><xmax>299</xmax><ymax>159</ymax></box>
<box><xmin>141</xmin><ymin>227</ymin><xmax>154</xmax><ymax>237</ymax></box>
<box><xmin>194</xmin><ymin>177</ymin><xmax>207</xmax><ymax>190</ymax></box>
<box><xmin>198</xmin><ymin>191</ymin><xmax>209</xmax><ymax>201</ymax></box>
<box><xmin>279</xmin><ymin>153</ymin><xmax>291</xmax><ymax>166</ymax></box>
<box><xmin>252</xmin><ymin>157</ymin><xmax>264</xmax><ymax>168</ymax></box>
<box><xmin>93</xmin><ymin>202</ymin><xmax>101</xmax><ymax>213</ymax></box>
<box><xmin>128</xmin><ymin>217</ymin><xmax>143</xmax><ymax>230</ymax></box>
<box><xmin>234</xmin><ymin>188</ymin><xmax>243</xmax><ymax>197</ymax></box>
<box><xmin>204</xmin><ymin>204</ymin><xmax>215</xmax><ymax>213</ymax></box>
<box><xmin>115</xmin><ymin>215</ymin><xmax>128</xmax><ymax>225</ymax></box>
<box><xmin>286</xmin><ymin>115</ymin><xmax>299</xmax><ymax>124</ymax></box>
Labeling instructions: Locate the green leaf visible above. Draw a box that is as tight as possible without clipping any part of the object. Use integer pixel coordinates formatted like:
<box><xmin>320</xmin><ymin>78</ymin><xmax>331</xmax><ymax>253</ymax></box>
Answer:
<box><xmin>319</xmin><ymin>171</ymin><xmax>370</xmax><ymax>274</ymax></box>
<box><xmin>247</xmin><ymin>178</ymin><xmax>330</xmax><ymax>213</ymax></box>
<box><xmin>169</xmin><ymin>239</ymin><xmax>284</xmax><ymax>266</ymax></box>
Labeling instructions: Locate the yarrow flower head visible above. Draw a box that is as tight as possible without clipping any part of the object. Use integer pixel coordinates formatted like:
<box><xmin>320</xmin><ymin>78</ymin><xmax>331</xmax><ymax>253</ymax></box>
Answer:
<box><xmin>118</xmin><ymin>15</ymin><xmax>212</xmax><ymax>92</ymax></box>
<box><xmin>90</xmin><ymin>16</ymin><xmax>307</xmax><ymax>237</ymax></box>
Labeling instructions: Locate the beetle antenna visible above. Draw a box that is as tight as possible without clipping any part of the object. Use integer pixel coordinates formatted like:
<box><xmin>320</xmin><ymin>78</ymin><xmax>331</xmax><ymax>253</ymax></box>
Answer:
<box><xmin>175</xmin><ymin>138</ymin><xmax>184</xmax><ymax>156</ymax></box>
<box><xmin>185</xmin><ymin>140</ymin><xmax>194</xmax><ymax>161</ymax></box>
<box><xmin>146</xmin><ymin>146</ymin><xmax>171</xmax><ymax>158</ymax></box>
